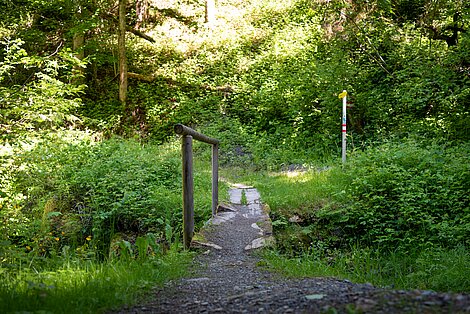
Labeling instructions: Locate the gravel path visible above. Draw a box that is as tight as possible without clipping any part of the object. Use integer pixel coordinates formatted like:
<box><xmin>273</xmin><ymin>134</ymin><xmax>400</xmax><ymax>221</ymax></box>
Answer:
<box><xmin>116</xmin><ymin>186</ymin><xmax>470</xmax><ymax>313</ymax></box>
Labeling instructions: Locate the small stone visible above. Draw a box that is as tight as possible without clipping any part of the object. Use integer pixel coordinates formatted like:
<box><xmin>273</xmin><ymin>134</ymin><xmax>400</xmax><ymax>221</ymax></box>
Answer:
<box><xmin>355</xmin><ymin>298</ymin><xmax>378</xmax><ymax>312</ymax></box>
<box><xmin>288</xmin><ymin>215</ymin><xmax>303</xmax><ymax>223</ymax></box>
<box><xmin>442</xmin><ymin>294</ymin><xmax>452</xmax><ymax>302</ymax></box>
<box><xmin>456</xmin><ymin>294</ymin><xmax>466</xmax><ymax>302</ymax></box>
<box><xmin>424</xmin><ymin>301</ymin><xmax>442</xmax><ymax>307</ymax></box>
<box><xmin>186</xmin><ymin>277</ymin><xmax>211</xmax><ymax>283</ymax></box>
<box><xmin>305</xmin><ymin>294</ymin><xmax>326</xmax><ymax>300</ymax></box>
<box><xmin>421</xmin><ymin>290</ymin><xmax>434</xmax><ymax>296</ymax></box>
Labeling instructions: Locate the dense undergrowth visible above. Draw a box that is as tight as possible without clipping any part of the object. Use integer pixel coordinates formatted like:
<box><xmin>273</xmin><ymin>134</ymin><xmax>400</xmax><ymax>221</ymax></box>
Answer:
<box><xmin>0</xmin><ymin>132</ymin><xmax>219</xmax><ymax>312</ymax></box>
<box><xmin>230</xmin><ymin>139</ymin><xmax>470</xmax><ymax>292</ymax></box>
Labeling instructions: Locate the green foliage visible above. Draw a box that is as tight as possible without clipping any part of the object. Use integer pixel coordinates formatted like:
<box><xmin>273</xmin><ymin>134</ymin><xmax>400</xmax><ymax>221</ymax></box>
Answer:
<box><xmin>0</xmin><ymin>38</ymin><xmax>86</xmax><ymax>141</ymax></box>
<box><xmin>335</xmin><ymin>140</ymin><xmax>469</xmax><ymax>251</ymax></box>
<box><xmin>263</xmin><ymin>245</ymin><xmax>470</xmax><ymax>293</ymax></box>
<box><xmin>0</xmin><ymin>248</ymin><xmax>192</xmax><ymax>314</ymax></box>
<box><xmin>2</xmin><ymin>135</ymin><xmax>214</xmax><ymax>260</ymax></box>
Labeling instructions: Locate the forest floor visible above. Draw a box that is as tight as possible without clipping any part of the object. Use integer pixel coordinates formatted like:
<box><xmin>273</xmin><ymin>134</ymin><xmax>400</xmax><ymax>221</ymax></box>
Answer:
<box><xmin>114</xmin><ymin>185</ymin><xmax>470</xmax><ymax>314</ymax></box>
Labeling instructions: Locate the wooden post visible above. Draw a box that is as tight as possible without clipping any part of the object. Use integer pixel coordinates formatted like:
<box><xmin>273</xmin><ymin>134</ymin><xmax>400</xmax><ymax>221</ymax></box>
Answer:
<box><xmin>212</xmin><ymin>143</ymin><xmax>218</xmax><ymax>217</ymax></box>
<box><xmin>341</xmin><ymin>91</ymin><xmax>347</xmax><ymax>164</ymax></box>
<box><xmin>175</xmin><ymin>124</ymin><xmax>219</xmax><ymax>248</ymax></box>
<box><xmin>182</xmin><ymin>135</ymin><xmax>194</xmax><ymax>249</ymax></box>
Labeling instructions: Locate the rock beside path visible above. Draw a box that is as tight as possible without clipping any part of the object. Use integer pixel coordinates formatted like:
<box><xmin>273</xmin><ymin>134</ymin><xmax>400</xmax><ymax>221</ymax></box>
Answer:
<box><xmin>114</xmin><ymin>186</ymin><xmax>470</xmax><ymax>313</ymax></box>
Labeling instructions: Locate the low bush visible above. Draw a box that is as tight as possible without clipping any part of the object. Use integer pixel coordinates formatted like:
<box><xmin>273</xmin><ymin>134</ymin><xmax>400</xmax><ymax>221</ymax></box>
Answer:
<box><xmin>330</xmin><ymin>139</ymin><xmax>469</xmax><ymax>251</ymax></box>
<box><xmin>2</xmin><ymin>134</ymin><xmax>214</xmax><ymax>261</ymax></box>
<box><xmin>244</xmin><ymin>139</ymin><xmax>469</xmax><ymax>291</ymax></box>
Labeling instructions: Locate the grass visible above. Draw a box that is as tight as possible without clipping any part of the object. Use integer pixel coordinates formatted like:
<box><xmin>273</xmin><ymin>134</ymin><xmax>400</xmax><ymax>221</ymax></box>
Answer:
<box><xmin>220</xmin><ymin>164</ymin><xmax>336</xmax><ymax>214</ymax></box>
<box><xmin>262</xmin><ymin>245</ymin><xmax>470</xmax><ymax>293</ymax></box>
<box><xmin>0</xmin><ymin>248</ymin><xmax>193</xmax><ymax>313</ymax></box>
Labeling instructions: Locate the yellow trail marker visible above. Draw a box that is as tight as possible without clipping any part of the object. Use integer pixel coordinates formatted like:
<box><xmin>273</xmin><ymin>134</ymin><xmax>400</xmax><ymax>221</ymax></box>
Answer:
<box><xmin>338</xmin><ymin>91</ymin><xmax>348</xmax><ymax>99</ymax></box>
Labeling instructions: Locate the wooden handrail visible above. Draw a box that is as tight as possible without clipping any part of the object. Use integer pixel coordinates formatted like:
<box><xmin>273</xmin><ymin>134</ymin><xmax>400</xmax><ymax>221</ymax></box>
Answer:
<box><xmin>174</xmin><ymin>124</ymin><xmax>219</xmax><ymax>249</ymax></box>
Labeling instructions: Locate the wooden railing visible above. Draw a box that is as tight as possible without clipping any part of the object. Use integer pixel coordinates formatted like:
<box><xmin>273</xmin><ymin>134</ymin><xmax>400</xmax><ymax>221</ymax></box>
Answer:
<box><xmin>174</xmin><ymin>124</ymin><xmax>219</xmax><ymax>249</ymax></box>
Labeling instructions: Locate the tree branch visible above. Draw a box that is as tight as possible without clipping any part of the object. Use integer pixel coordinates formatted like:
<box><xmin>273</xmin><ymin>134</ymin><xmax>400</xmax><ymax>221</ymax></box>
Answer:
<box><xmin>128</xmin><ymin>72</ymin><xmax>155</xmax><ymax>82</ymax></box>
<box><xmin>126</xmin><ymin>27</ymin><xmax>155</xmax><ymax>43</ymax></box>
<box><xmin>100</xmin><ymin>12</ymin><xmax>156</xmax><ymax>43</ymax></box>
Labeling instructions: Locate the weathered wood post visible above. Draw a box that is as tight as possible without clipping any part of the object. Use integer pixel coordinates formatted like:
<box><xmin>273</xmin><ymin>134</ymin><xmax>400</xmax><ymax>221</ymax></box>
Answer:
<box><xmin>212</xmin><ymin>143</ymin><xmax>219</xmax><ymax>217</ymax></box>
<box><xmin>174</xmin><ymin>124</ymin><xmax>219</xmax><ymax>249</ymax></box>
<box><xmin>181</xmin><ymin>135</ymin><xmax>194</xmax><ymax>249</ymax></box>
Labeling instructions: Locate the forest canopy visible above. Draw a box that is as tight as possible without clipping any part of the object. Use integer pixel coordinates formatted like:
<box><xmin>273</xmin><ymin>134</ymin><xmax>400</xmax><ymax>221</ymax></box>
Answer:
<box><xmin>0</xmin><ymin>0</ymin><xmax>468</xmax><ymax>147</ymax></box>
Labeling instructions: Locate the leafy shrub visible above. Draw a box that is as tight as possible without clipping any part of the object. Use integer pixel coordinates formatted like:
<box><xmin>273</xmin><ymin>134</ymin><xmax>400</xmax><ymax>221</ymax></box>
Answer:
<box><xmin>323</xmin><ymin>139</ymin><xmax>470</xmax><ymax>252</ymax></box>
<box><xmin>0</xmin><ymin>38</ymin><xmax>86</xmax><ymax>142</ymax></box>
<box><xmin>4</xmin><ymin>135</ymin><xmax>213</xmax><ymax>260</ymax></box>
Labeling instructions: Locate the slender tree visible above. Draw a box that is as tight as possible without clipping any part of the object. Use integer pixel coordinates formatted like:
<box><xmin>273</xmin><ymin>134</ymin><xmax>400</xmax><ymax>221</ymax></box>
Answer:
<box><xmin>136</xmin><ymin>0</ymin><xmax>150</xmax><ymax>29</ymax></box>
<box><xmin>205</xmin><ymin>0</ymin><xmax>216</xmax><ymax>24</ymax></box>
<box><xmin>118</xmin><ymin>0</ymin><xmax>128</xmax><ymax>105</ymax></box>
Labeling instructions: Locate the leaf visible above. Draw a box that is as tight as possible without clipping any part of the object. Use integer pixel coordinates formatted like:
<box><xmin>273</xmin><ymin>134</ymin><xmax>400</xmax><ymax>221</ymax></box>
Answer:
<box><xmin>47</xmin><ymin>211</ymin><xmax>62</xmax><ymax>218</ymax></box>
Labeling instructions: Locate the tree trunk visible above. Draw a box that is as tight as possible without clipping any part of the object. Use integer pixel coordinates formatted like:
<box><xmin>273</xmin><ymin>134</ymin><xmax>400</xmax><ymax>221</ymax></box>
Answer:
<box><xmin>73</xmin><ymin>33</ymin><xmax>85</xmax><ymax>60</ymax></box>
<box><xmin>205</xmin><ymin>0</ymin><xmax>216</xmax><ymax>24</ymax></box>
<box><xmin>136</xmin><ymin>0</ymin><xmax>150</xmax><ymax>29</ymax></box>
<box><xmin>72</xmin><ymin>4</ymin><xmax>85</xmax><ymax>85</ymax></box>
<box><xmin>118</xmin><ymin>0</ymin><xmax>128</xmax><ymax>105</ymax></box>
<box><xmin>72</xmin><ymin>32</ymin><xmax>85</xmax><ymax>84</ymax></box>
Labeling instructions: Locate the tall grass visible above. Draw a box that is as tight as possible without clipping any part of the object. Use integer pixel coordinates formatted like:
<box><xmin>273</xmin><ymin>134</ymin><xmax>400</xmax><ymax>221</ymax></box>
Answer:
<box><xmin>263</xmin><ymin>245</ymin><xmax>470</xmax><ymax>293</ymax></box>
<box><xmin>0</xmin><ymin>249</ymin><xmax>192</xmax><ymax>313</ymax></box>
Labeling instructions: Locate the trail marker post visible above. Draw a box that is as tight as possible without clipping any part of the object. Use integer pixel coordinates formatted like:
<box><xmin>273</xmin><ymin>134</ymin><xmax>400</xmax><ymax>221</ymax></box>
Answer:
<box><xmin>338</xmin><ymin>90</ymin><xmax>348</xmax><ymax>163</ymax></box>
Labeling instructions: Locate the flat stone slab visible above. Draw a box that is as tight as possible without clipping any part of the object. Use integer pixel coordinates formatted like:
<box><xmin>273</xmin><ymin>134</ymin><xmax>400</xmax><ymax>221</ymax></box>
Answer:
<box><xmin>193</xmin><ymin>184</ymin><xmax>274</xmax><ymax>251</ymax></box>
<box><xmin>209</xmin><ymin>211</ymin><xmax>237</xmax><ymax>225</ymax></box>
<box><xmin>191</xmin><ymin>241</ymin><xmax>223</xmax><ymax>250</ymax></box>
<box><xmin>245</xmin><ymin>236</ymin><xmax>275</xmax><ymax>250</ymax></box>
<box><xmin>231</xmin><ymin>183</ymin><xmax>254</xmax><ymax>189</ymax></box>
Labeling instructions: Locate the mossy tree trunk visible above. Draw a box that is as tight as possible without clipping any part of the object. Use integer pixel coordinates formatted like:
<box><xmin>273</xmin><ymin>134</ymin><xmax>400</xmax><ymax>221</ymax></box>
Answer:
<box><xmin>118</xmin><ymin>0</ymin><xmax>128</xmax><ymax>106</ymax></box>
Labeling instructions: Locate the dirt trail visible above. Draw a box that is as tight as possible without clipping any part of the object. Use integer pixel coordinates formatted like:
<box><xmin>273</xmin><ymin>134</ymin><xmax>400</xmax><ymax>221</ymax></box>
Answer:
<box><xmin>115</xmin><ymin>185</ymin><xmax>470</xmax><ymax>313</ymax></box>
